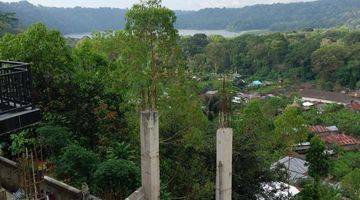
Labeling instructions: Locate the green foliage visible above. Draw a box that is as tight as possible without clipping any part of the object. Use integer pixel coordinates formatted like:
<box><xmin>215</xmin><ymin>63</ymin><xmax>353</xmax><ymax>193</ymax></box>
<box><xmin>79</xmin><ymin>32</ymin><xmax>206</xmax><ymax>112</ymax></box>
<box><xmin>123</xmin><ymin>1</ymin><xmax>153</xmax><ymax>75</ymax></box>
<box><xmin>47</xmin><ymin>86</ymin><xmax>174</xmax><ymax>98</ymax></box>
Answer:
<box><xmin>156</xmin><ymin>78</ymin><xmax>213</xmax><ymax>199</ymax></box>
<box><xmin>331</xmin><ymin>152</ymin><xmax>360</xmax><ymax>180</ymax></box>
<box><xmin>126</xmin><ymin>0</ymin><xmax>177</xmax><ymax>45</ymax></box>
<box><xmin>0</xmin><ymin>23</ymin><xmax>72</xmax><ymax>88</ymax></box>
<box><xmin>297</xmin><ymin>181</ymin><xmax>343</xmax><ymax>200</ymax></box>
<box><xmin>125</xmin><ymin>0</ymin><xmax>179</xmax><ymax>109</ymax></box>
<box><xmin>311</xmin><ymin>44</ymin><xmax>348</xmax><ymax>88</ymax></box>
<box><xmin>306</xmin><ymin>137</ymin><xmax>330</xmax><ymax>179</ymax></box>
<box><xmin>232</xmin><ymin>101</ymin><xmax>278</xmax><ymax>199</ymax></box>
<box><xmin>92</xmin><ymin>159</ymin><xmax>140</xmax><ymax>199</ymax></box>
<box><xmin>321</xmin><ymin>106</ymin><xmax>360</xmax><ymax>137</ymax></box>
<box><xmin>274</xmin><ymin>106</ymin><xmax>308</xmax><ymax>151</ymax></box>
<box><xmin>10</xmin><ymin>130</ymin><xmax>35</xmax><ymax>155</ymax></box>
<box><xmin>36</xmin><ymin>125</ymin><xmax>71</xmax><ymax>156</ymax></box>
<box><xmin>260</xmin><ymin>97</ymin><xmax>290</xmax><ymax>119</ymax></box>
<box><xmin>106</xmin><ymin>142</ymin><xmax>135</xmax><ymax>161</ymax></box>
<box><xmin>73</xmin><ymin>39</ymin><xmax>108</xmax><ymax>73</ymax></box>
<box><xmin>0</xmin><ymin>12</ymin><xmax>19</xmax><ymax>35</ymax></box>
<box><xmin>180</xmin><ymin>33</ymin><xmax>209</xmax><ymax>57</ymax></box>
<box><xmin>341</xmin><ymin>169</ymin><xmax>360</xmax><ymax>200</ymax></box>
<box><xmin>235</xmin><ymin>100</ymin><xmax>273</xmax><ymax>136</ymax></box>
<box><xmin>55</xmin><ymin>144</ymin><xmax>99</xmax><ymax>187</ymax></box>
<box><xmin>303</xmin><ymin>104</ymin><xmax>360</xmax><ymax>137</ymax></box>
<box><xmin>181</xmin><ymin>28</ymin><xmax>360</xmax><ymax>90</ymax></box>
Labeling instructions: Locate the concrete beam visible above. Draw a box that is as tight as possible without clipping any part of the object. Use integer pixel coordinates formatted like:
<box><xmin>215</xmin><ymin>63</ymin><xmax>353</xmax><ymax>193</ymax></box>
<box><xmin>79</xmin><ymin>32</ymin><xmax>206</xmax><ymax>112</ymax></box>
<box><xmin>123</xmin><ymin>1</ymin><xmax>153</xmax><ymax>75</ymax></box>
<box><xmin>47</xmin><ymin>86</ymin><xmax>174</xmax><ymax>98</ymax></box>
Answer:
<box><xmin>140</xmin><ymin>111</ymin><xmax>160</xmax><ymax>200</ymax></box>
<box><xmin>216</xmin><ymin>128</ymin><xmax>233</xmax><ymax>200</ymax></box>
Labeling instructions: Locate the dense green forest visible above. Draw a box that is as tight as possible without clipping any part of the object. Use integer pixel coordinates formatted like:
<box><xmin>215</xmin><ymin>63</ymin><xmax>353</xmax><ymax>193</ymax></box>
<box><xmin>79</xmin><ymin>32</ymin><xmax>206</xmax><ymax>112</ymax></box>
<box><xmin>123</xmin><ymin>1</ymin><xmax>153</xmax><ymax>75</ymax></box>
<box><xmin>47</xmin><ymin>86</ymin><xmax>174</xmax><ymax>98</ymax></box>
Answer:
<box><xmin>0</xmin><ymin>0</ymin><xmax>359</xmax><ymax>200</ymax></box>
<box><xmin>0</xmin><ymin>0</ymin><xmax>360</xmax><ymax>34</ymax></box>
<box><xmin>181</xmin><ymin>29</ymin><xmax>360</xmax><ymax>90</ymax></box>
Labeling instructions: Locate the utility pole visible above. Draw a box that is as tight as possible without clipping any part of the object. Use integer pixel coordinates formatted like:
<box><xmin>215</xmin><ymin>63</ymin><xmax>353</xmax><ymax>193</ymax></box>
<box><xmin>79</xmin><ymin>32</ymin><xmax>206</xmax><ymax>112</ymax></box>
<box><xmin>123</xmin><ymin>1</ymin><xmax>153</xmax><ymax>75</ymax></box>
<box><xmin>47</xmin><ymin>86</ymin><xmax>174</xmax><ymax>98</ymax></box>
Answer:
<box><xmin>216</xmin><ymin>78</ymin><xmax>233</xmax><ymax>200</ymax></box>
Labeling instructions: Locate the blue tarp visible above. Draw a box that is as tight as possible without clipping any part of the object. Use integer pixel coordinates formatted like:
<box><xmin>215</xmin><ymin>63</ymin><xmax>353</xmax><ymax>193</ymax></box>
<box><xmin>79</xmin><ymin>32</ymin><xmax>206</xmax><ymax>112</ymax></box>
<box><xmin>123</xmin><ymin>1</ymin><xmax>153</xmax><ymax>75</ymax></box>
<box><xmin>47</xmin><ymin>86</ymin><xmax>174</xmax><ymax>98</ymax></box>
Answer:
<box><xmin>252</xmin><ymin>80</ymin><xmax>262</xmax><ymax>86</ymax></box>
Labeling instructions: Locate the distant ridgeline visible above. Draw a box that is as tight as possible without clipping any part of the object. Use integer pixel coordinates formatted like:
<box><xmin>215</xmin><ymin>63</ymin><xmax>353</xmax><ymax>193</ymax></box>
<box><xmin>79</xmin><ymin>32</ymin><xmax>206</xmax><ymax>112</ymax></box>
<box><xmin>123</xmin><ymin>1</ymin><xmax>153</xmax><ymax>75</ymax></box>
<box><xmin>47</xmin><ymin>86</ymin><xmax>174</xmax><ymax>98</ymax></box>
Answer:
<box><xmin>0</xmin><ymin>0</ymin><xmax>359</xmax><ymax>34</ymax></box>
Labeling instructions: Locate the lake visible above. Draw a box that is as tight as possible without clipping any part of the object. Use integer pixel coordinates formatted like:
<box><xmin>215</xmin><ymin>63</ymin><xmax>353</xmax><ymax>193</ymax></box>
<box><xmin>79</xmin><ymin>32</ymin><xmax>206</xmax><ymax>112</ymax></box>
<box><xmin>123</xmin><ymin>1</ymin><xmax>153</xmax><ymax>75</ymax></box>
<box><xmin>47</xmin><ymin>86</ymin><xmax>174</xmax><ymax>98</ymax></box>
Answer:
<box><xmin>64</xmin><ymin>29</ymin><xmax>246</xmax><ymax>38</ymax></box>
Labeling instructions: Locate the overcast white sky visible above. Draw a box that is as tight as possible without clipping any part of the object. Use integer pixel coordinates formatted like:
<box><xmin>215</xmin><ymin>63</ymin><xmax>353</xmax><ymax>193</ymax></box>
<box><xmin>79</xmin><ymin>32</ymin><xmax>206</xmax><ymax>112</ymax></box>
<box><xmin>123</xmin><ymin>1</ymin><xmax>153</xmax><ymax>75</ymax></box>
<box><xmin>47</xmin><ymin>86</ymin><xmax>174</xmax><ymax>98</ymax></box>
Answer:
<box><xmin>3</xmin><ymin>0</ymin><xmax>317</xmax><ymax>10</ymax></box>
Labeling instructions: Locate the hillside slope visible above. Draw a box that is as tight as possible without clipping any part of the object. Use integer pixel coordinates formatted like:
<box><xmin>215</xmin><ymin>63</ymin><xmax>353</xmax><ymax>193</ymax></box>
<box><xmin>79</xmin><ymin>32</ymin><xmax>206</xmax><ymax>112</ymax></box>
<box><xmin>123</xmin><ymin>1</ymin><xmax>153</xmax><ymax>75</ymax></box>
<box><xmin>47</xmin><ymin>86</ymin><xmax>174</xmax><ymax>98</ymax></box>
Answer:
<box><xmin>0</xmin><ymin>1</ymin><xmax>127</xmax><ymax>34</ymax></box>
<box><xmin>176</xmin><ymin>0</ymin><xmax>360</xmax><ymax>31</ymax></box>
<box><xmin>0</xmin><ymin>0</ymin><xmax>359</xmax><ymax>34</ymax></box>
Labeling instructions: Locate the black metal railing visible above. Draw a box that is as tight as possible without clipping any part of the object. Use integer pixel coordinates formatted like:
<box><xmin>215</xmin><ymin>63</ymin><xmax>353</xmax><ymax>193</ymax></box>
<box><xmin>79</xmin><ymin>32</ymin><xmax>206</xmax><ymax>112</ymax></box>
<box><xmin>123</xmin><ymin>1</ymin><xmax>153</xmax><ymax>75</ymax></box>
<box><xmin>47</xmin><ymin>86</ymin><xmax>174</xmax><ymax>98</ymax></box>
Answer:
<box><xmin>0</xmin><ymin>61</ymin><xmax>34</xmax><ymax>115</ymax></box>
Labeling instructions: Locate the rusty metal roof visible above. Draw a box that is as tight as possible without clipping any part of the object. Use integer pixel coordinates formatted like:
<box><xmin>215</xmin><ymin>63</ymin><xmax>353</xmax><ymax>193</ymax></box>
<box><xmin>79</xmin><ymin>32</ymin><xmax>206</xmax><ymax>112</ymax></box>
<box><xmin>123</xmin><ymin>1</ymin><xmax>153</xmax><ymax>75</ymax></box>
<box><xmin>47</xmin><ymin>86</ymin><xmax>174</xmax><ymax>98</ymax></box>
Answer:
<box><xmin>309</xmin><ymin>125</ymin><xmax>331</xmax><ymax>134</ymax></box>
<box><xmin>319</xmin><ymin>133</ymin><xmax>360</xmax><ymax>146</ymax></box>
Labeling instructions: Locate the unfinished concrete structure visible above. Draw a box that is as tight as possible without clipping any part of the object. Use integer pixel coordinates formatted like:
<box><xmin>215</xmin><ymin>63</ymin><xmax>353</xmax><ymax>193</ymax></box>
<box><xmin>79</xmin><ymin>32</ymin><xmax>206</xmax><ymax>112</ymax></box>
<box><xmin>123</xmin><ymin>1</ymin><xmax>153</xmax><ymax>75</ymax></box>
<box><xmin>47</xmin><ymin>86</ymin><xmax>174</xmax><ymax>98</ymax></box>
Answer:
<box><xmin>140</xmin><ymin>111</ymin><xmax>160</xmax><ymax>200</ymax></box>
<box><xmin>216</xmin><ymin>128</ymin><xmax>233</xmax><ymax>200</ymax></box>
<box><xmin>0</xmin><ymin>156</ymin><xmax>100</xmax><ymax>200</ymax></box>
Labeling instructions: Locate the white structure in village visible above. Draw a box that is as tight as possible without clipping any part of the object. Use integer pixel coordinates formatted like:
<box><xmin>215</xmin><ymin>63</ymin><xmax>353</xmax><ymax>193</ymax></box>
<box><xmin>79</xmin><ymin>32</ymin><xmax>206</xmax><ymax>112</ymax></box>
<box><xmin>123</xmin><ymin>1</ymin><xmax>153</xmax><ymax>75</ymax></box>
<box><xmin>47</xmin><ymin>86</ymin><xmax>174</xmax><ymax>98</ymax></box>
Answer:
<box><xmin>216</xmin><ymin>128</ymin><xmax>233</xmax><ymax>200</ymax></box>
<box><xmin>299</xmin><ymin>89</ymin><xmax>357</xmax><ymax>105</ymax></box>
<box><xmin>258</xmin><ymin>182</ymin><xmax>300</xmax><ymax>200</ymax></box>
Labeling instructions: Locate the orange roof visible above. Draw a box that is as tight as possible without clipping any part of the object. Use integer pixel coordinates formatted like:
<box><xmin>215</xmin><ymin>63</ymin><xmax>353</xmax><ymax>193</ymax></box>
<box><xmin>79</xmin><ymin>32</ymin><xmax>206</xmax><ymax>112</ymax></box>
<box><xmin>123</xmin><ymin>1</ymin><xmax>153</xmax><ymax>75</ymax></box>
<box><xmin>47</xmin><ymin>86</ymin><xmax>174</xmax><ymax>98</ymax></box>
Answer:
<box><xmin>319</xmin><ymin>134</ymin><xmax>360</xmax><ymax>146</ymax></box>
<box><xmin>309</xmin><ymin>125</ymin><xmax>329</xmax><ymax>134</ymax></box>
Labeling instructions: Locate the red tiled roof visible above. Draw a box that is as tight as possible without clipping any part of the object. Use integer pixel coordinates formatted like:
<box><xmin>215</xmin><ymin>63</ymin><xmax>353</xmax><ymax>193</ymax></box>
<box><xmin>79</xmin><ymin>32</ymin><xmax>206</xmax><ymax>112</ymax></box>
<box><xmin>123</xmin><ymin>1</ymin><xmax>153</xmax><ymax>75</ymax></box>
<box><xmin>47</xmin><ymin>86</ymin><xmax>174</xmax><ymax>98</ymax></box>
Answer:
<box><xmin>350</xmin><ymin>101</ymin><xmax>360</xmax><ymax>111</ymax></box>
<box><xmin>319</xmin><ymin>133</ymin><xmax>360</xmax><ymax>146</ymax></box>
<box><xmin>309</xmin><ymin>125</ymin><xmax>329</xmax><ymax>134</ymax></box>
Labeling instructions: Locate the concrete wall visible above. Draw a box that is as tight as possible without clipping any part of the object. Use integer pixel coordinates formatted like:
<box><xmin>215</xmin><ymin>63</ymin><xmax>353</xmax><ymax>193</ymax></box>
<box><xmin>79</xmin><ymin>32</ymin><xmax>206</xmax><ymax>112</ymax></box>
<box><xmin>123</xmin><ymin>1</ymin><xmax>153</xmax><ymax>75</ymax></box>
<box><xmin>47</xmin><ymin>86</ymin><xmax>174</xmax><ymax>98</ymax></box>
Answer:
<box><xmin>0</xmin><ymin>156</ymin><xmax>19</xmax><ymax>192</ymax></box>
<box><xmin>0</xmin><ymin>156</ymin><xmax>100</xmax><ymax>200</ymax></box>
<box><xmin>126</xmin><ymin>187</ymin><xmax>144</xmax><ymax>200</ymax></box>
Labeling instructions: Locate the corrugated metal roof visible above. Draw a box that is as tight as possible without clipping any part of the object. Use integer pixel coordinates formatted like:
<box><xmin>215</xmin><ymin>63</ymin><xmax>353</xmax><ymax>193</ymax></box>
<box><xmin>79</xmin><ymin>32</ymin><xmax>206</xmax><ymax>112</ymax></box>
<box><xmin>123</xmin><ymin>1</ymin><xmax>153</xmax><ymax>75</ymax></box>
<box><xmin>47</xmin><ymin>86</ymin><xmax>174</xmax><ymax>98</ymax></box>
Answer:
<box><xmin>309</xmin><ymin>125</ymin><xmax>329</xmax><ymax>133</ymax></box>
<box><xmin>272</xmin><ymin>156</ymin><xmax>308</xmax><ymax>183</ymax></box>
<box><xmin>320</xmin><ymin>134</ymin><xmax>360</xmax><ymax>146</ymax></box>
<box><xmin>309</xmin><ymin>125</ymin><xmax>339</xmax><ymax>134</ymax></box>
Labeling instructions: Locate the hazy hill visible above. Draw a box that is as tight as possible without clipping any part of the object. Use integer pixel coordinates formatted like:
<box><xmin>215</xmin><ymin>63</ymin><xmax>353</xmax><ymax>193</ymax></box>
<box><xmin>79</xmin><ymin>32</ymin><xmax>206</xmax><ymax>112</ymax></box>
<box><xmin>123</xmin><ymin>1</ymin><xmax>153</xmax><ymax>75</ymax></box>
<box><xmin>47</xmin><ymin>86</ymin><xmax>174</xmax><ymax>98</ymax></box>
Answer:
<box><xmin>176</xmin><ymin>0</ymin><xmax>360</xmax><ymax>31</ymax></box>
<box><xmin>0</xmin><ymin>1</ymin><xmax>127</xmax><ymax>33</ymax></box>
<box><xmin>0</xmin><ymin>0</ymin><xmax>359</xmax><ymax>34</ymax></box>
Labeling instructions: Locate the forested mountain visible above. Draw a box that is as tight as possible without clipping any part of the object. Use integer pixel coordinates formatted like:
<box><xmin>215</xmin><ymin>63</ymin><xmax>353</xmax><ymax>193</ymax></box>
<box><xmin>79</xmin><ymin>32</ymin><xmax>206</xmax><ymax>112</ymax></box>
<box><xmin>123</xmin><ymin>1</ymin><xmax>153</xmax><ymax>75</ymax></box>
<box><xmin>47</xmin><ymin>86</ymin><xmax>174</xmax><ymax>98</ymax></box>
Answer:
<box><xmin>0</xmin><ymin>1</ymin><xmax>127</xmax><ymax>33</ymax></box>
<box><xmin>0</xmin><ymin>0</ymin><xmax>359</xmax><ymax>34</ymax></box>
<box><xmin>0</xmin><ymin>12</ymin><xmax>19</xmax><ymax>35</ymax></box>
<box><xmin>176</xmin><ymin>0</ymin><xmax>360</xmax><ymax>31</ymax></box>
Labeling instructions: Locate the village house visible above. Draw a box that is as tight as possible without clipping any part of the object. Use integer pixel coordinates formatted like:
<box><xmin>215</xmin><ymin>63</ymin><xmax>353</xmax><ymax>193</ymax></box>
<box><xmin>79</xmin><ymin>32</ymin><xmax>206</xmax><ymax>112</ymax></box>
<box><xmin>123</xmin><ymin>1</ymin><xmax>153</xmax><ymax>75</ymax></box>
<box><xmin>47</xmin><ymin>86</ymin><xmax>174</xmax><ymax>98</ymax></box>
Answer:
<box><xmin>308</xmin><ymin>125</ymin><xmax>360</xmax><ymax>151</ymax></box>
<box><xmin>295</xmin><ymin>125</ymin><xmax>359</xmax><ymax>153</ymax></box>
<box><xmin>271</xmin><ymin>156</ymin><xmax>308</xmax><ymax>184</ymax></box>
<box><xmin>318</xmin><ymin>133</ymin><xmax>360</xmax><ymax>151</ymax></box>
<box><xmin>309</xmin><ymin>125</ymin><xmax>339</xmax><ymax>134</ymax></box>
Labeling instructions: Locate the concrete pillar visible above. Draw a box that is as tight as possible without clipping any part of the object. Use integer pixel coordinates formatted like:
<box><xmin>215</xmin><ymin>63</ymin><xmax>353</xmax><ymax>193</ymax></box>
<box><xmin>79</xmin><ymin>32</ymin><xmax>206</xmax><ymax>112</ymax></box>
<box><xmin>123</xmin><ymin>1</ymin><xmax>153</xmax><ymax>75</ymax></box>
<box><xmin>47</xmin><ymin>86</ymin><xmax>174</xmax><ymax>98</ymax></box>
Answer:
<box><xmin>216</xmin><ymin>128</ymin><xmax>233</xmax><ymax>200</ymax></box>
<box><xmin>140</xmin><ymin>111</ymin><xmax>160</xmax><ymax>200</ymax></box>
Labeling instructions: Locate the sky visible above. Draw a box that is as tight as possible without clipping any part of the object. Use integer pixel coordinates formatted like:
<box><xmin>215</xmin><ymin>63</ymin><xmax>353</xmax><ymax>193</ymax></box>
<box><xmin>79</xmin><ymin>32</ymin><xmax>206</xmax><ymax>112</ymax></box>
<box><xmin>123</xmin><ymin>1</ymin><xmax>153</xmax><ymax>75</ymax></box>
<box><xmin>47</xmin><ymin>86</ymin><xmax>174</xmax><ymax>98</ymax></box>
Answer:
<box><xmin>3</xmin><ymin>0</ymin><xmax>317</xmax><ymax>10</ymax></box>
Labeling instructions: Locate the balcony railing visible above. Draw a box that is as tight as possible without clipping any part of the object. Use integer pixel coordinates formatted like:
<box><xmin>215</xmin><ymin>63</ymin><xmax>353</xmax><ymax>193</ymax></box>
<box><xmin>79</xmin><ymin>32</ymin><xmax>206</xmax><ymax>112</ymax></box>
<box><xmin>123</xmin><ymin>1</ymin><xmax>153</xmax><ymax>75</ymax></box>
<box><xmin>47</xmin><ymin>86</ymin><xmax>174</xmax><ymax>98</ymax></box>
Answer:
<box><xmin>0</xmin><ymin>61</ymin><xmax>34</xmax><ymax>115</ymax></box>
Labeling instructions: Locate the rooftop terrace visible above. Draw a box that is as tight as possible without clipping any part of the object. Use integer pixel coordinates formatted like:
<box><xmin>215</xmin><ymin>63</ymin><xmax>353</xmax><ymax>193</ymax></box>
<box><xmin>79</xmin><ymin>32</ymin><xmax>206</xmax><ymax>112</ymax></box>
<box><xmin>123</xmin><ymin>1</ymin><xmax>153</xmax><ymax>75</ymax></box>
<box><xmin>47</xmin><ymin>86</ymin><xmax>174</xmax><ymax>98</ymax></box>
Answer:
<box><xmin>0</xmin><ymin>61</ymin><xmax>41</xmax><ymax>135</ymax></box>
